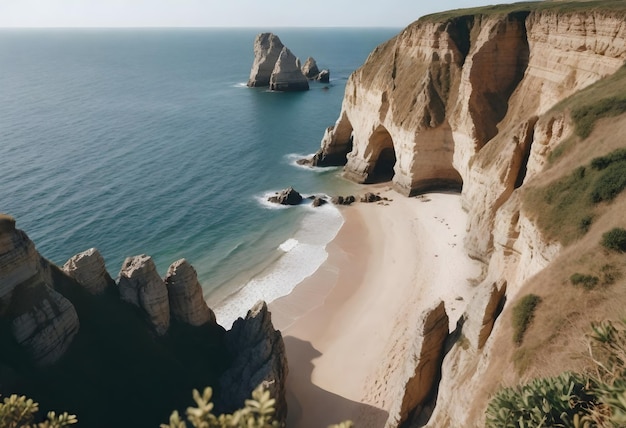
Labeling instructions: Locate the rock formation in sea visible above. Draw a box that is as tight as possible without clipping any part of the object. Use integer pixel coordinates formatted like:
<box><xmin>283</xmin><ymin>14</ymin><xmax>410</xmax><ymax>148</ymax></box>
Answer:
<box><xmin>269</xmin><ymin>47</ymin><xmax>310</xmax><ymax>92</ymax></box>
<box><xmin>247</xmin><ymin>33</ymin><xmax>285</xmax><ymax>88</ymax></box>
<box><xmin>304</xmin><ymin>3</ymin><xmax>626</xmax><ymax>426</ymax></box>
<box><xmin>268</xmin><ymin>186</ymin><xmax>303</xmax><ymax>205</ymax></box>
<box><xmin>301</xmin><ymin>56</ymin><xmax>330</xmax><ymax>82</ymax></box>
<box><xmin>247</xmin><ymin>32</ymin><xmax>329</xmax><ymax>92</ymax></box>
<box><xmin>0</xmin><ymin>215</ymin><xmax>288</xmax><ymax>428</ymax></box>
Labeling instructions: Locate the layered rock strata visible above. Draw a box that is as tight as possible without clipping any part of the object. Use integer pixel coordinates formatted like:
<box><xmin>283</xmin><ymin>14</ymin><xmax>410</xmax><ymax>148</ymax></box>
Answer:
<box><xmin>247</xmin><ymin>33</ymin><xmax>285</xmax><ymax>87</ymax></box>
<box><xmin>165</xmin><ymin>259</ymin><xmax>216</xmax><ymax>326</ymax></box>
<box><xmin>219</xmin><ymin>301</ymin><xmax>288</xmax><ymax>424</ymax></box>
<box><xmin>248</xmin><ymin>32</ymin><xmax>329</xmax><ymax>92</ymax></box>
<box><xmin>269</xmin><ymin>47</ymin><xmax>309</xmax><ymax>91</ymax></box>
<box><xmin>62</xmin><ymin>247</ymin><xmax>113</xmax><ymax>295</ymax></box>
<box><xmin>118</xmin><ymin>254</ymin><xmax>170</xmax><ymax>335</ymax></box>
<box><xmin>305</xmin><ymin>5</ymin><xmax>626</xmax><ymax>426</ymax></box>
<box><xmin>368</xmin><ymin>301</ymin><xmax>449</xmax><ymax>427</ymax></box>
<box><xmin>301</xmin><ymin>56</ymin><xmax>330</xmax><ymax>82</ymax></box>
<box><xmin>0</xmin><ymin>215</ymin><xmax>79</xmax><ymax>366</ymax></box>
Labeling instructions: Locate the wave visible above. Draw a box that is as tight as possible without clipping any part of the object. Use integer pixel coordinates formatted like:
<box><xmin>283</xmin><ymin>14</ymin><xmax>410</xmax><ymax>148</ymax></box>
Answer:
<box><xmin>213</xmin><ymin>202</ymin><xmax>344</xmax><ymax>328</ymax></box>
<box><xmin>284</xmin><ymin>153</ymin><xmax>342</xmax><ymax>173</ymax></box>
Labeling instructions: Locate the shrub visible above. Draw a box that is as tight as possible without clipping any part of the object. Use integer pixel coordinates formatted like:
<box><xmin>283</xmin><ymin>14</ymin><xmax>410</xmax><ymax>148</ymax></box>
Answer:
<box><xmin>161</xmin><ymin>385</ymin><xmax>279</xmax><ymax>428</ymax></box>
<box><xmin>485</xmin><ymin>372</ymin><xmax>597</xmax><ymax>428</ymax></box>
<box><xmin>570</xmin><ymin>273</ymin><xmax>600</xmax><ymax>290</ymax></box>
<box><xmin>579</xmin><ymin>215</ymin><xmax>593</xmax><ymax>233</ymax></box>
<box><xmin>601</xmin><ymin>228</ymin><xmax>626</xmax><ymax>252</ymax></box>
<box><xmin>590</xmin><ymin>163</ymin><xmax>626</xmax><ymax>203</ymax></box>
<box><xmin>591</xmin><ymin>148</ymin><xmax>626</xmax><ymax>170</ymax></box>
<box><xmin>0</xmin><ymin>394</ymin><xmax>77</xmax><ymax>428</ymax></box>
<box><xmin>512</xmin><ymin>294</ymin><xmax>541</xmax><ymax>344</ymax></box>
<box><xmin>571</xmin><ymin>96</ymin><xmax>626</xmax><ymax>139</ymax></box>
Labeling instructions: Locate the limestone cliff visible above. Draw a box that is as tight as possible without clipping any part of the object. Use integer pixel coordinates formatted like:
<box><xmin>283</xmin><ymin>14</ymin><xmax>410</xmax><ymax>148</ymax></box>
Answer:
<box><xmin>307</xmin><ymin>3</ymin><xmax>626</xmax><ymax>426</ymax></box>
<box><xmin>219</xmin><ymin>301</ymin><xmax>289</xmax><ymax>425</ymax></box>
<box><xmin>165</xmin><ymin>259</ymin><xmax>216</xmax><ymax>326</ymax></box>
<box><xmin>0</xmin><ymin>217</ymin><xmax>289</xmax><ymax>427</ymax></box>
<box><xmin>247</xmin><ymin>32</ymin><xmax>329</xmax><ymax>92</ymax></box>
<box><xmin>0</xmin><ymin>215</ymin><xmax>79</xmax><ymax>367</ymax></box>
<box><xmin>62</xmin><ymin>248</ymin><xmax>113</xmax><ymax>295</ymax></box>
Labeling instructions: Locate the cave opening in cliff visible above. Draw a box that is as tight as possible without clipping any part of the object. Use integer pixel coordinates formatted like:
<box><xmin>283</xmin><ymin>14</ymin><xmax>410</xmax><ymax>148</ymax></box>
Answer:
<box><xmin>366</xmin><ymin>126</ymin><xmax>396</xmax><ymax>184</ymax></box>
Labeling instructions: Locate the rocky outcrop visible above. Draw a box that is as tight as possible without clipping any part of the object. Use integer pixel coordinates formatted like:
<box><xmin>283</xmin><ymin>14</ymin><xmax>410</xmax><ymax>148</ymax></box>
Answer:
<box><xmin>370</xmin><ymin>301</ymin><xmax>449</xmax><ymax>427</ymax></box>
<box><xmin>0</xmin><ymin>215</ymin><xmax>79</xmax><ymax>366</ymax></box>
<box><xmin>248</xmin><ymin>33</ymin><xmax>285</xmax><ymax>88</ymax></box>
<box><xmin>165</xmin><ymin>259</ymin><xmax>216</xmax><ymax>326</ymax></box>
<box><xmin>306</xmin><ymin>5</ymin><xmax>626</xmax><ymax>426</ymax></box>
<box><xmin>62</xmin><ymin>248</ymin><xmax>113</xmax><ymax>295</ymax></box>
<box><xmin>118</xmin><ymin>254</ymin><xmax>170</xmax><ymax>335</ymax></box>
<box><xmin>269</xmin><ymin>47</ymin><xmax>309</xmax><ymax>92</ymax></box>
<box><xmin>317</xmin><ymin>69</ymin><xmax>330</xmax><ymax>83</ymax></box>
<box><xmin>301</xmin><ymin>56</ymin><xmax>320</xmax><ymax>79</ymax></box>
<box><xmin>218</xmin><ymin>301</ymin><xmax>288</xmax><ymax>424</ymax></box>
<box><xmin>268</xmin><ymin>187</ymin><xmax>303</xmax><ymax>205</ymax></box>
<box><xmin>301</xmin><ymin>56</ymin><xmax>330</xmax><ymax>82</ymax></box>
<box><xmin>463</xmin><ymin>280</ymin><xmax>506</xmax><ymax>350</ymax></box>
<box><xmin>248</xmin><ymin>32</ymin><xmax>330</xmax><ymax>92</ymax></box>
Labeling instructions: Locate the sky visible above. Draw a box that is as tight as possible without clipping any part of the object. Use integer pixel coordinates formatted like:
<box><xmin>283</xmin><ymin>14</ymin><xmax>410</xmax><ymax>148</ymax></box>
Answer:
<box><xmin>0</xmin><ymin>0</ymin><xmax>524</xmax><ymax>28</ymax></box>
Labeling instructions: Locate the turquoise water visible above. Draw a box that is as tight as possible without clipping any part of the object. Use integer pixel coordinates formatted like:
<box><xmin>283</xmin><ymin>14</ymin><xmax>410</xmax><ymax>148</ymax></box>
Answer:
<box><xmin>0</xmin><ymin>28</ymin><xmax>398</xmax><ymax>325</ymax></box>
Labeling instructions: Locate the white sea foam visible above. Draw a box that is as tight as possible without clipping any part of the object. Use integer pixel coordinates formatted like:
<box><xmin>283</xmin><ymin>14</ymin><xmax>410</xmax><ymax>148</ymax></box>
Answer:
<box><xmin>255</xmin><ymin>191</ymin><xmax>291</xmax><ymax>210</ymax></box>
<box><xmin>284</xmin><ymin>153</ymin><xmax>341</xmax><ymax>173</ymax></box>
<box><xmin>279</xmin><ymin>238</ymin><xmax>299</xmax><ymax>252</ymax></box>
<box><xmin>214</xmin><ymin>202</ymin><xmax>344</xmax><ymax>328</ymax></box>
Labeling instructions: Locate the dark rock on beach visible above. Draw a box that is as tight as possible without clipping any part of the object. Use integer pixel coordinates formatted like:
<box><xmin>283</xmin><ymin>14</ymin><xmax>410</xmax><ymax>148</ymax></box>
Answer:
<box><xmin>331</xmin><ymin>195</ymin><xmax>356</xmax><ymax>205</ymax></box>
<box><xmin>361</xmin><ymin>192</ymin><xmax>383</xmax><ymax>203</ymax></box>
<box><xmin>312</xmin><ymin>197</ymin><xmax>327</xmax><ymax>207</ymax></box>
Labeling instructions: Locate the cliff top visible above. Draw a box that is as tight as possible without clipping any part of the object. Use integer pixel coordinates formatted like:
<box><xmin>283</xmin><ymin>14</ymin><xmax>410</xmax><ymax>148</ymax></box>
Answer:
<box><xmin>419</xmin><ymin>0</ymin><xmax>626</xmax><ymax>23</ymax></box>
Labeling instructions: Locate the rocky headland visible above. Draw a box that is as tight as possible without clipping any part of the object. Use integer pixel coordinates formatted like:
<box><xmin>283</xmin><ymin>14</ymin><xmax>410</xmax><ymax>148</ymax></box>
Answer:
<box><xmin>0</xmin><ymin>215</ymin><xmax>287</xmax><ymax>427</ymax></box>
<box><xmin>4</xmin><ymin>2</ymin><xmax>626</xmax><ymax>427</ymax></box>
<box><xmin>247</xmin><ymin>32</ymin><xmax>330</xmax><ymax>92</ymax></box>
<box><xmin>291</xmin><ymin>1</ymin><xmax>626</xmax><ymax>426</ymax></box>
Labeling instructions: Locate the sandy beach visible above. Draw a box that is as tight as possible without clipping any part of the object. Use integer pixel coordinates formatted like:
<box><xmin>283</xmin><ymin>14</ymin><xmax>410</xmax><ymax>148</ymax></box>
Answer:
<box><xmin>269</xmin><ymin>187</ymin><xmax>482</xmax><ymax>427</ymax></box>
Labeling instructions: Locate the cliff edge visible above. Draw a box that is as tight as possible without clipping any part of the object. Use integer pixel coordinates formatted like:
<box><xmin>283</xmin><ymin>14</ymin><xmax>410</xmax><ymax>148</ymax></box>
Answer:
<box><xmin>307</xmin><ymin>1</ymin><xmax>626</xmax><ymax>426</ymax></box>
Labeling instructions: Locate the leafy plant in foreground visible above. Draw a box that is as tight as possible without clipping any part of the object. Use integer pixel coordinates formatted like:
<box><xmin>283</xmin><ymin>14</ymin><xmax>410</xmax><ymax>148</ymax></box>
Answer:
<box><xmin>485</xmin><ymin>372</ymin><xmax>597</xmax><ymax>428</ymax></box>
<box><xmin>0</xmin><ymin>394</ymin><xmax>77</xmax><ymax>428</ymax></box>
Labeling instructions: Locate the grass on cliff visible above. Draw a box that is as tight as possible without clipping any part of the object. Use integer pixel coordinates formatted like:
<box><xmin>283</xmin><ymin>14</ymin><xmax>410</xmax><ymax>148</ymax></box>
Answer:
<box><xmin>419</xmin><ymin>0</ymin><xmax>626</xmax><ymax>23</ymax></box>
<box><xmin>524</xmin><ymin>148</ymin><xmax>626</xmax><ymax>244</ymax></box>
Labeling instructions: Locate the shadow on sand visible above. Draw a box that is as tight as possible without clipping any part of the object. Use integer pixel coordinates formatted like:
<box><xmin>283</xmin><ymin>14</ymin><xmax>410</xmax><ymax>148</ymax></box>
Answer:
<box><xmin>284</xmin><ymin>336</ymin><xmax>388</xmax><ymax>428</ymax></box>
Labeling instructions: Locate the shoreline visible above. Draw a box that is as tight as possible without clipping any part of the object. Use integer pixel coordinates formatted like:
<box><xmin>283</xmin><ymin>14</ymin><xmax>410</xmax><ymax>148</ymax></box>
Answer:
<box><xmin>269</xmin><ymin>186</ymin><xmax>482</xmax><ymax>427</ymax></box>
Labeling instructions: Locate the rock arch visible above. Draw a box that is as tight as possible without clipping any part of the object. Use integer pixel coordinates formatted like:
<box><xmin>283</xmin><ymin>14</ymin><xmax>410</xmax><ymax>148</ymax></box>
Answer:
<box><xmin>364</xmin><ymin>125</ymin><xmax>396</xmax><ymax>184</ymax></box>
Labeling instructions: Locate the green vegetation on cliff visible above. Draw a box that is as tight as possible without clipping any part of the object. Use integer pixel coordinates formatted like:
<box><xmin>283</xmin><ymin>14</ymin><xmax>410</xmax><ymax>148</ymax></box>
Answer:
<box><xmin>488</xmin><ymin>320</ymin><xmax>626</xmax><ymax>427</ymax></box>
<box><xmin>524</xmin><ymin>148</ymin><xmax>626</xmax><ymax>245</ymax></box>
<box><xmin>420</xmin><ymin>0</ymin><xmax>626</xmax><ymax>23</ymax></box>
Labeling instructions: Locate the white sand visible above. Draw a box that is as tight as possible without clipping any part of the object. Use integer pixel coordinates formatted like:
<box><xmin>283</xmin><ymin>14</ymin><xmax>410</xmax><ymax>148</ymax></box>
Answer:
<box><xmin>269</xmin><ymin>188</ymin><xmax>482</xmax><ymax>427</ymax></box>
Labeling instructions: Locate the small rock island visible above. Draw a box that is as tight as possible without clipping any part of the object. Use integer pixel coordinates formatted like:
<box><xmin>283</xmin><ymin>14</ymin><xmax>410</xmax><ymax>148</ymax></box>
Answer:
<box><xmin>247</xmin><ymin>32</ymin><xmax>330</xmax><ymax>92</ymax></box>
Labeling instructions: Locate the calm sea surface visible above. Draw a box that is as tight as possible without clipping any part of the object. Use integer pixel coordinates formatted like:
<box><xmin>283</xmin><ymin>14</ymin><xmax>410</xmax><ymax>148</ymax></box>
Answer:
<box><xmin>0</xmin><ymin>28</ymin><xmax>399</xmax><ymax>325</ymax></box>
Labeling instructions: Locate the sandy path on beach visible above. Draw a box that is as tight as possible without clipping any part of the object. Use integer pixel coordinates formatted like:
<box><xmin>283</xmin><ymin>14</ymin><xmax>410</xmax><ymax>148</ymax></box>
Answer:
<box><xmin>269</xmin><ymin>188</ymin><xmax>482</xmax><ymax>427</ymax></box>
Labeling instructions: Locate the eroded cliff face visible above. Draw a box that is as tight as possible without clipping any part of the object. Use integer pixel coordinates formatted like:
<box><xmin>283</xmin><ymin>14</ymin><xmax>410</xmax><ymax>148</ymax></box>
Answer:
<box><xmin>0</xmin><ymin>216</ymin><xmax>288</xmax><ymax>427</ymax></box>
<box><xmin>0</xmin><ymin>215</ymin><xmax>79</xmax><ymax>367</ymax></box>
<box><xmin>310</xmin><ymin>6</ymin><xmax>626</xmax><ymax>427</ymax></box>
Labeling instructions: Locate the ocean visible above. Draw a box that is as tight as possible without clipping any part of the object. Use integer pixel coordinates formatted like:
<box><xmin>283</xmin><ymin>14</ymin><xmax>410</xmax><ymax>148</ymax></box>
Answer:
<box><xmin>0</xmin><ymin>28</ymin><xmax>399</xmax><ymax>326</ymax></box>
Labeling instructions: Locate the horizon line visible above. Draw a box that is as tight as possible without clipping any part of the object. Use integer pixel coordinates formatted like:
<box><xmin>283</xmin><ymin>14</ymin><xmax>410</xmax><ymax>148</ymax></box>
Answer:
<box><xmin>0</xmin><ymin>25</ymin><xmax>406</xmax><ymax>30</ymax></box>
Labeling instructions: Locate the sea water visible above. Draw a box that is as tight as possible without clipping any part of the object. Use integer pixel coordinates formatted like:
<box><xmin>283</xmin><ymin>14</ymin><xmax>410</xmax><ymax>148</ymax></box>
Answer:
<box><xmin>0</xmin><ymin>28</ymin><xmax>398</xmax><ymax>326</ymax></box>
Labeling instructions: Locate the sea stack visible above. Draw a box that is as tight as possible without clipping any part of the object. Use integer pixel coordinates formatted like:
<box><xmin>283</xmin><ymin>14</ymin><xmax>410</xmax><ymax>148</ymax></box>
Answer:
<box><xmin>247</xmin><ymin>33</ymin><xmax>285</xmax><ymax>88</ymax></box>
<box><xmin>269</xmin><ymin>47</ymin><xmax>309</xmax><ymax>91</ymax></box>
<box><xmin>248</xmin><ymin>32</ymin><xmax>330</xmax><ymax>92</ymax></box>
